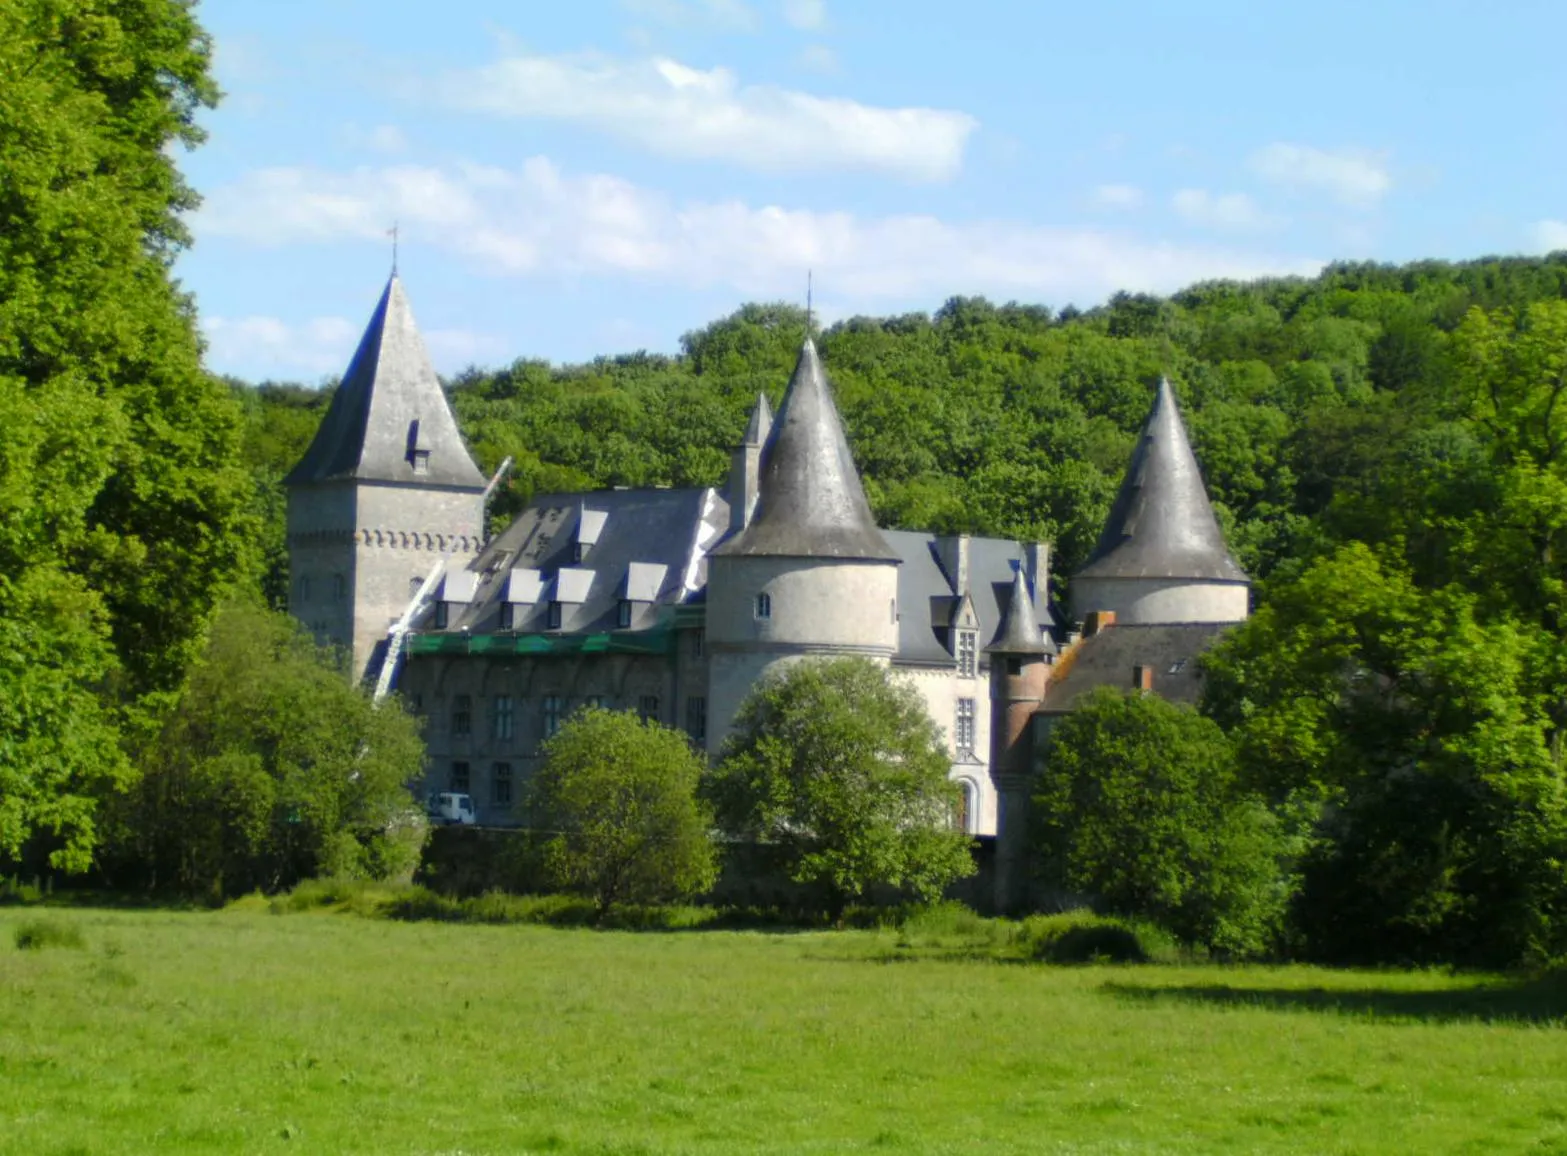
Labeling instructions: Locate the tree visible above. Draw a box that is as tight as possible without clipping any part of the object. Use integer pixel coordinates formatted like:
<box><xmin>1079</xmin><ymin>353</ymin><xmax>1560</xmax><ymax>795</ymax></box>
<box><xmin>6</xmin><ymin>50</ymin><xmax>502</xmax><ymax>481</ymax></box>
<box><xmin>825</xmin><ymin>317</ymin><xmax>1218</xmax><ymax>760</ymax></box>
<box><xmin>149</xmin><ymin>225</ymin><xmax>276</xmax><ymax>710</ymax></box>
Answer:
<box><xmin>526</xmin><ymin>709</ymin><xmax>718</xmax><ymax>917</ymax></box>
<box><xmin>118</xmin><ymin>602</ymin><xmax>427</xmax><ymax>897</ymax></box>
<box><xmin>0</xmin><ymin>0</ymin><xmax>252</xmax><ymax>871</ymax></box>
<box><xmin>706</xmin><ymin>657</ymin><xmax>975</xmax><ymax>917</ymax></box>
<box><xmin>1033</xmin><ymin>688</ymin><xmax>1288</xmax><ymax>957</ymax></box>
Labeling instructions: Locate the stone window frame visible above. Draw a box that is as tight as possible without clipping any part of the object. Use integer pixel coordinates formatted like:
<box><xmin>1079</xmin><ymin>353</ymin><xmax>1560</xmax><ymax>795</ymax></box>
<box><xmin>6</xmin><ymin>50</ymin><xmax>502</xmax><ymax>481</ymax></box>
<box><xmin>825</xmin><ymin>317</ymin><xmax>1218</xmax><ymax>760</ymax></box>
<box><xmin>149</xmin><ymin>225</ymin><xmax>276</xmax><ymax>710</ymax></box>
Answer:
<box><xmin>956</xmin><ymin>629</ymin><xmax>978</xmax><ymax>678</ymax></box>
<box><xmin>493</xmin><ymin>695</ymin><xmax>515</xmax><ymax>741</ymax></box>
<box><xmin>452</xmin><ymin>695</ymin><xmax>472</xmax><ymax>737</ymax></box>
<box><xmin>542</xmin><ymin>694</ymin><xmax>563</xmax><ymax>738</ymax></box>
<box><xmin>755</xmin><ymin>592</ymin><xmax>771</xmax><ymax>619</ymax></box>
<box><xmin>955</xmin><ymin>697</ymin><xmax>976</xmax><ymax>754</ymax></box>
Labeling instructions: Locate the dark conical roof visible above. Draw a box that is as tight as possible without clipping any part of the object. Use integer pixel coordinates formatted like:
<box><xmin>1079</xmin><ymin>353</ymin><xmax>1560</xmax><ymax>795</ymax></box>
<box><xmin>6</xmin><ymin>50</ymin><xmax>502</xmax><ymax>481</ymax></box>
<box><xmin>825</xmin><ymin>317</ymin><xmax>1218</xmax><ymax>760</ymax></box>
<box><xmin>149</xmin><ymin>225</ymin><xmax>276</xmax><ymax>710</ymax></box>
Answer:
<box><xmin>712</xmin><ymin>338</ymin><xmax>899</xmax><ymax>561</ymax></box>
<box><xmin>285</xmin><ymin>276</ymin><xmax>486</xmax><ymax>490</ymax></box>
<box><xmin>987</xmin><ymin>568</ymin><xmax>1054</xmax><ymax>654</ymax></box>
<box><xmin>1075</xmin><ymin>378</ymin><xmax>1248</xmax><ymax>584</ymax></box>
<box><xmin>742</xmin><ymin>391</ymin><xmax>772</xmax><ymax>446</ymax></box>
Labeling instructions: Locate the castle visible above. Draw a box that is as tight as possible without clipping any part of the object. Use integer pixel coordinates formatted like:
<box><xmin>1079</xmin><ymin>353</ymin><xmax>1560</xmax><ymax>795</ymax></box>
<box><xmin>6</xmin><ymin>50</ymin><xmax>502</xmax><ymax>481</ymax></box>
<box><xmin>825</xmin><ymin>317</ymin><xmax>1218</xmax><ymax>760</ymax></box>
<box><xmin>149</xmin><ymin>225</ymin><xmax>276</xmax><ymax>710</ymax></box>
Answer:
<box><xmin>285</xmin><ymin>276</ymin><xmax>1250</xmax><ymax>909</ymax></box>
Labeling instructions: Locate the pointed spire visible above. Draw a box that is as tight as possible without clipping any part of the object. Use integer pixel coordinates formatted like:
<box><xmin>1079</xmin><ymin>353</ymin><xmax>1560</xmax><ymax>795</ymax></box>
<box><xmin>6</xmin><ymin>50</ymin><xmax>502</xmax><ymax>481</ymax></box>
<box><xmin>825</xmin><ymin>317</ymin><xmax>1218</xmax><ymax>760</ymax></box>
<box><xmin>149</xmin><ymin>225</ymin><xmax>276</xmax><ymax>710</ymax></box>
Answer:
<box><xmin>987</xmin><ymin>568</ymin><xmax>1053</xmax><ymax>654</ymax></box>
<box><xmin>713</xmin><ymin>338</ymin><xmax>898</xmax><ymax>561</ymax></box>
<box><xmin>1074</xmin><ymin>378</ymin><xmax>1248</xmax><ymax>584</ymax></box>
<box><xmin>285</xmin><ymin>276</ymin><xmax>486</xmax><ymax>490</ymax></box>
<box><xmin>742</xmin><ymin>391</ymin><xmax>772</xmax><ymax>446</ymax></box>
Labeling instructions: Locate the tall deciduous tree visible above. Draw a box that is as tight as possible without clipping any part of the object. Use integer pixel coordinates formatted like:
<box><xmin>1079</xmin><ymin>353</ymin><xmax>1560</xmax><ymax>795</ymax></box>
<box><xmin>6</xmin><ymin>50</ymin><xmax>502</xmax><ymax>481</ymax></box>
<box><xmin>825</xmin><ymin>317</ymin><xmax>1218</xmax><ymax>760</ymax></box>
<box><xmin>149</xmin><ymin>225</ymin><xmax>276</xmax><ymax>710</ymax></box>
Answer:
<box><xmin>0</xmin><ymin>0</ymin><xmax>252</xmax><ymax>871</ymax></box>
<box><xmin>707</xmin><ymin>657</ymin><xmax>974</xmax><ymax>917</ymax></box>
<box><xmin>526</xmin><ymin>708</ymin><xmax>718</xmax><ymax>916</ymax></box>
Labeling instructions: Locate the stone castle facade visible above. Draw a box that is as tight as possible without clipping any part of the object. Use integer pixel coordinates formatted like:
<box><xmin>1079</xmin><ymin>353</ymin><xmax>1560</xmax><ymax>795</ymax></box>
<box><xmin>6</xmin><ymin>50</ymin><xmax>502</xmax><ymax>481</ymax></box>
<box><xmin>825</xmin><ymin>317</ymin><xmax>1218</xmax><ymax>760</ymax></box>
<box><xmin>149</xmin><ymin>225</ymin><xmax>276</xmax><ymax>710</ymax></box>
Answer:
<box><xmin>286</xmin><ymin>276</ymin><xmax>1250</xmax><ymax>910</ymax></box>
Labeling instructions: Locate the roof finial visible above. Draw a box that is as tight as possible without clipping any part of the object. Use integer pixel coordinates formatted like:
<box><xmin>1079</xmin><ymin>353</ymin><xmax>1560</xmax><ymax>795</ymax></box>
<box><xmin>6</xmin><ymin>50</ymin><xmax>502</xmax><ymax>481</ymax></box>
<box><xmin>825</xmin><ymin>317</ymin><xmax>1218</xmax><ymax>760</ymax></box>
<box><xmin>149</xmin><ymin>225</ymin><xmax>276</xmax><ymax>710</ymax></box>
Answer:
<box><xmin>388</xmin><ymin>221</ymin><xmax>399</xmax><ymax>277</ymax></box>
<box><xmin>805</xmin><ymin>269</ymin><xmax>813</xmax><ymax>335</ymax></box>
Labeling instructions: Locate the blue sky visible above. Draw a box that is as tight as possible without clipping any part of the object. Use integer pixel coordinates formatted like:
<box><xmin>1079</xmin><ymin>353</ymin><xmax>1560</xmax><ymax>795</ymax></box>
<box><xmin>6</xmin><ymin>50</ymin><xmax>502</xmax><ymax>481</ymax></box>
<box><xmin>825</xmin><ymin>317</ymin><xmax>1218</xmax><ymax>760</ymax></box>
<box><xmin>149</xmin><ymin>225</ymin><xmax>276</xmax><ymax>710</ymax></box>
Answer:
<box><xmin>185</xmin><ymin>0</ymin><xmax>1567</xmax><ymax>381</ymax></box>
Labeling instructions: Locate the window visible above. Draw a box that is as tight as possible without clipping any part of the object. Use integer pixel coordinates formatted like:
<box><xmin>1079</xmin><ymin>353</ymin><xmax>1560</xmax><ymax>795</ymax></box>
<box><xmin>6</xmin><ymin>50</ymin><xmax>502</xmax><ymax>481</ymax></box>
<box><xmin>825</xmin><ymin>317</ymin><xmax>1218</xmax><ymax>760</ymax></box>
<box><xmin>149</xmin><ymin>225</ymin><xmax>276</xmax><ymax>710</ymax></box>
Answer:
<box><xmin>956</xmin><ymin>630</ymin><xmax>978</xmax><ymax>679</ymax></box>
<box><xmin>491</xmin><ymin>762</ymin><xmax>512</xmax><ymax>806</ymax></box>
<box><xmin>542</xmin><ymin>695</ymin><xmax>563</xmax><ymax>738</ymax></box>
<box><xmin>297</xmin><ymin>575</ymin><xmax>312</xmax><ymax>602</ymax></box>
<box><xmin>755</xmin><ymin>592</ymin><xmax>771</xmax><ymax>619</ymax></box>
<box><xmin>686</xmin><ymin>696</ymin><xmax>707</xmax><ymax>743</ymax></box>
<box><xmin>450</xmin><ymin>761</ymin><xmax>470</xmax><ymax>793</ymax></box>
<box><xmin>434</xmin><ymin>602</ymin><xmax>449</xmax><ymax>629</ymax></box>
<box><xmin>332</xmin><ymin>574</ymin><xmax>347</xmax><ymax>602</ymax></box>
<box><xmin>617</xmin><ymin>600</ymin><xmax>632</xmax><ymax>628</ymax></box>
<box><xmin>411</xmin><ymin>449</ymin><xmax>430</xmax><ymax>476</ymax></box>
<box><xmin>546</xmin><ymin>601</ymin><xmax>563</xmax><ymax>630</ymax></box>
<box><xmin>954</xmin><ymin>780</ymin><xmax>975</xmax><ymax>834</ymax></box>
<box><xmin>452</xmin><ymin>695</ymin><xmax>472</xmax><ymax>737</ymax></box>
<box><xmin>493</xmin><ymin>695</ymin><xmax>514</xmax><ymax>741</ymax></box>
<box><xmin>955</xmin><ymin>698</ymin><xmax>976</xmax><ymax>753</ymax></box>
<box><xmin>638</xmin><ymin>695</ymin><xmax>660</xmax><ymax>722</ymax></box>
<box><xmin>499</xmin><ymin>602</ymin><xmax>515</xmax><ymax>630</ymax></box>
<box><xmin>692</xmin><ymin>629</ymin><xmax>705</xmax><ymax>659</ymax></box>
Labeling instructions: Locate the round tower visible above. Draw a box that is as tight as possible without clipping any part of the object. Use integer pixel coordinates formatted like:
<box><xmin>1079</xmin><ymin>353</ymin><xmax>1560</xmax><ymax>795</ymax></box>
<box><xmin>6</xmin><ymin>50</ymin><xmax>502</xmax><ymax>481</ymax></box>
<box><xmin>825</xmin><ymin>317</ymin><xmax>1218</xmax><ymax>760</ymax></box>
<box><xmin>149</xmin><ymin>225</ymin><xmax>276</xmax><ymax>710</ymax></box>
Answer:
<box><xmin>706</xmin><ymin>338</ymin><xmax>901</xmax><ymax>752</ymax></box>
<box><xmin>1069</xmin><ymin>377</ymin><xmax>1249</xmax><ymax>626</ymax></box>
<box><xmin>986</xmin><ymin>568</ymin><xmax>1053</xmax><ymax>914</ymax></box>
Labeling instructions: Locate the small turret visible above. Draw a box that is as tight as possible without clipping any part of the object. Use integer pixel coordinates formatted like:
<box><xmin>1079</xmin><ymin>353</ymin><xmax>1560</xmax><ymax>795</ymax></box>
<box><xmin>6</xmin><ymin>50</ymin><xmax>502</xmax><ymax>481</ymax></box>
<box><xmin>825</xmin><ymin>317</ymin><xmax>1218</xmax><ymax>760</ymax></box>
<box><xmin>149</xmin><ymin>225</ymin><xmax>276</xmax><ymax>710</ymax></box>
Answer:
<box><xmin>1070</xmin><ymin>377</ymin><xmax>1249</xmax><ymax>626</ymax></box>
<box><xmin>986</xmin><ymin>568</ymin><xmax>1051</xmax><ymax>913</ymax></box>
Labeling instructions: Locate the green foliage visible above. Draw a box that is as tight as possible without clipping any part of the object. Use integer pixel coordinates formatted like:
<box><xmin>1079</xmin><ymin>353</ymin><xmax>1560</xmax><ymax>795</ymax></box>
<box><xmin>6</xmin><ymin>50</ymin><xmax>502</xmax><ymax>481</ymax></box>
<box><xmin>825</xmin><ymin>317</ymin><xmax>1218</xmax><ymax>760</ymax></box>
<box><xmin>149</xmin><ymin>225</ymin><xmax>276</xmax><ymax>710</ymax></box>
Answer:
<box><xmin>1034</xmin><ymin>688</ymin><xmax>1288</xmax><ymax>957</ymax></box>
<box><xmin>14</xmin><ymin>918</ymin><xmax>84</xmax><ymax>951</ymax></box>
<box><xmin>526</xmin><ymin>708</ymin><xmax>718</xmax><ymax>916</ymax></box>
<box><xmin>707</xmin><ymin>657</ymin><xmax>975</xmax><ymax>915</ymax></box>
<box><xmin>118</xmin><ymin>603</ymin><xmax>427</xmax><ymax>898</ymax></box>
<box><xmin>0</xmin><ymin>0</ymin><xmax>251</xmax><ymax>873</ymax></box>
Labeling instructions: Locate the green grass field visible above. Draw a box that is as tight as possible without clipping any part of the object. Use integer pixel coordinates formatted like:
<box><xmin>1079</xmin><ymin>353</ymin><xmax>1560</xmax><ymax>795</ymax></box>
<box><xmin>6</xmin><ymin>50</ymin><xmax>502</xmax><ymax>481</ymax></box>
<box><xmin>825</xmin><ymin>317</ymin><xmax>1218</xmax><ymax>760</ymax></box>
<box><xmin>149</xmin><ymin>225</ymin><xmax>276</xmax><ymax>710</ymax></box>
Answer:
<box><xmin>3</xmin><ymin>905</ymin><xmax>1566</xmax><ymax>1155</ymax></box>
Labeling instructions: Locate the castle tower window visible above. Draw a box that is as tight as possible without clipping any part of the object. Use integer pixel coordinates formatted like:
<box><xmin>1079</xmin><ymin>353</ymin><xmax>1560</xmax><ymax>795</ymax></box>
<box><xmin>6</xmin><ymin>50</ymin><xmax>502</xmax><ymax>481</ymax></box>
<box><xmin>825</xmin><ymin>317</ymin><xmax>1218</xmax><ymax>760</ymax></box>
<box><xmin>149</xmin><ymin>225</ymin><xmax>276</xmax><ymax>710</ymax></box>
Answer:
<box><xmin>956</xmin><ymin>630</ymin><xmax>977</xmax><ymax>678</ymax></box>
<box><xmin>755</xmin><ymin>592</ymin><xmax>771</xmax><ymax>619</ymax></box>
<box><xmin>542</xmin><ymin>695</ymin><xmax>563</xmax><ymax>738</ymax></box>
<box><xmin>450</xmin><ymin>761</ymin><xmax>470</xmax><ymax>793</ymax></box>
<box><xmin>452</xmin><ymin>695</ymin><xmax>472</xmax><ymax>737</ymax></box>
<box><xmin>491</xmin><ymin>762</ymin><xmax>512</xmax><ymax>806</ymax></box>
<box><xmin>686</xmin><ymin>696</ymin><xmax>707</xmax><ymax>743</ymax></box>
<box><xmin>955</xmin><ymin>698</ymin><xmax>976</xmax><ymax>754</ymax></box>
<box><xmin>493</xmin><ymin>695</ymin><xmax>515</xmax><ymax>741</ymax></box>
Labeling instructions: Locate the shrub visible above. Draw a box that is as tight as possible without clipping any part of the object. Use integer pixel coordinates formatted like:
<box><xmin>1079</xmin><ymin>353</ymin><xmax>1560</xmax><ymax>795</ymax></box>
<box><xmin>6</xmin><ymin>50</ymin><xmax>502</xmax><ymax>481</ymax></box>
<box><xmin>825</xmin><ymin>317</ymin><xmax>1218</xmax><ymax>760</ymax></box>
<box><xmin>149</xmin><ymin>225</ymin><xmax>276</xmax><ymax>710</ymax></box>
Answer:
<box><xmin>1015</xmin><ymin>911</ymin><xmax>1178</xmax><ymax>964</ymax></box>
<box><xmin>14</xmin><ymin>919</ymin><xmax>85</xmax><ymax>951</ymax></box>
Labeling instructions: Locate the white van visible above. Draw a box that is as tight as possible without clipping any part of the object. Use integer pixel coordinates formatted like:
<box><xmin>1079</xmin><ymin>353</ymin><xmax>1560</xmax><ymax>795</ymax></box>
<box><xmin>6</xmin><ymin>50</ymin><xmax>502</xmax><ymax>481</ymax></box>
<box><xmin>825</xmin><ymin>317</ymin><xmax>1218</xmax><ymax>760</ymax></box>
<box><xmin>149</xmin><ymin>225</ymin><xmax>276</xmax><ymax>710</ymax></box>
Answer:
<box><xmin>428</xmin><ymin>792</ymin><xmax>477</xmax><ymax>826</ymax></box>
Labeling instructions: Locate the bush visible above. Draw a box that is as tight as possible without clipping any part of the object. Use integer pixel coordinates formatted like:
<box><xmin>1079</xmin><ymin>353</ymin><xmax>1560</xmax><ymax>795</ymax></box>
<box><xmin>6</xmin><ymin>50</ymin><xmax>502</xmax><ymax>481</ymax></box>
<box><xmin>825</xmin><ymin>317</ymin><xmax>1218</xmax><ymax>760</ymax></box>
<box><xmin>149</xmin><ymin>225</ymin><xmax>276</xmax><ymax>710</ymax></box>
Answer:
<box><xmin>0</xmin><ymin>876</ymin><xmax>43</xmax><ymax>906</ymax></box>
<box><xmin>1015</xmin><ymin>911</ymin><xmax>1178</xmax><ymax>964</ymax></box>
<box><xmin>14</xmin><ymin>919</ymin><xmax>84</xmax><ymax>951</ymax></box>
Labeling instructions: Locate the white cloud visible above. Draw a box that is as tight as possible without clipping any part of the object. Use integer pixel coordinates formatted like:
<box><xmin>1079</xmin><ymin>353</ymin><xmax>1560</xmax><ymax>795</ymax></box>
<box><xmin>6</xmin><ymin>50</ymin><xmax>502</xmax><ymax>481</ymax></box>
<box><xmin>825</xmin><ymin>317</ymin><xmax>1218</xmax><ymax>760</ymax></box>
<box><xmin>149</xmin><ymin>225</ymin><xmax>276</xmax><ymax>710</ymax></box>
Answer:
<box><xmin>342</xmin><ymin>123</ymin><xmax>408</xmax><ymax>154</ymax></box>
<box><xmin>431</xmin><ymin>51</ymin><xmax>975</xmax><ymax>182</ymax></box>
<box><xmin>1093</xmin><ymin>184</ymin><xmax>1143</xmax><ymax>210</ymax></box>
<box><xmin>201</xmin><ymin>311</ymin><xmax>500</xmax><ymax>379</ymax></box>
<box><xmin>1249</xmin><ymin>143</ymin><xmax>1391</xmax><ymax>208</ymax></box>
<box><xmin>1171</xmin><ymin>188</ymin><xmax>1277</xmax><ymax>231</ymax></box>
<box><xmin>621</xmin><ymin>0</ymin><xmax>759</xmax><ymax>31</ymax></box>
<box><xmin>198</xmin><ymin>159</ymin><xmax>1322</xmax><ymax>309</ymax></box>
<box><xmin>798</xmin><ymin>44</ymin><xmax>838</xmax><ymax>73</ymax></box>
<box><xmin>1531</xmin><ymin>220</ymin><xmax>1567</xmax><ymax>252</ymax></box>
<box><xmin>782</xmin><ymin>0</ymin><xmax>826</xmax><ymax>30</ymax></box>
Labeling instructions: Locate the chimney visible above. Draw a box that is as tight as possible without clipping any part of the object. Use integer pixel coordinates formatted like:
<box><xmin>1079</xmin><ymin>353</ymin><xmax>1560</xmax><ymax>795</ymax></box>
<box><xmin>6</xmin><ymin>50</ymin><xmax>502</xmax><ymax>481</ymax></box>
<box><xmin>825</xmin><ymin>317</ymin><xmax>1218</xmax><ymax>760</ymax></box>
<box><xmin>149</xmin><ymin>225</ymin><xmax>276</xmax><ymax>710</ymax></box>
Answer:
<box><xmin>936</xmin><ymin>534</ymin><xmax>972</xmax><ymax>595</ymax></box>
<box><xmin>1025</xmin><ymin>541</ymin><xmax>1050</xmax><ymax>620</ymax></box>
<box><xmin>1133</xmin><ymin>664</ymin><xmax>1154</xmax><ymax>692</ymax></box>
<box><xmin>1083</xmin><ymin>610</ymin><xmax>1116</xmax><ymax>637</ymax></box>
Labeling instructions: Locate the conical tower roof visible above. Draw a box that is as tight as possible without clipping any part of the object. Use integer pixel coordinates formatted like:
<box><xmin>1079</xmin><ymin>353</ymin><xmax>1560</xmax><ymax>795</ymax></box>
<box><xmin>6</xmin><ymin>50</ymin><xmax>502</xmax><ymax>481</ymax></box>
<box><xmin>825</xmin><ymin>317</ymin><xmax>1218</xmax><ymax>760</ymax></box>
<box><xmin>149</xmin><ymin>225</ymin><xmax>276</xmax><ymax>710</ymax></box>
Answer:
<box><xmin>987</xmin><ymin>568</ymin><xmax>1054</xmax><ymax>655</ymax></box>
<box><xmin>713</xmin><ymin>338</ymin><xmax>898</xmax><ymax>561</ymax></box>
<box><xmin>1075</xmin><ymin>378</ymin><xmax>1248</xmax><ymax>584</ymax></box>
<box><xmin>285</xmin><ymin>276</ymin><xmax>486</xmax><ymax>490</ymax></box>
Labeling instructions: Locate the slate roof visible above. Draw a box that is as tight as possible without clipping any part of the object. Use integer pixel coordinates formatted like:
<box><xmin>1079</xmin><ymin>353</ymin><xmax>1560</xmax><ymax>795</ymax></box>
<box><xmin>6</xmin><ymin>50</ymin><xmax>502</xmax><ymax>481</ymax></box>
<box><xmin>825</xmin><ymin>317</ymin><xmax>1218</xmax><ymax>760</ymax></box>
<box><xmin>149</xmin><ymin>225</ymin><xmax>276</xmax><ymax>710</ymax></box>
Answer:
<box><xmin>1074</xmin><ymin>378</ymin><xmax>1247</xmax><ymax>584</ymax></box>
<box><xmin>438</xmin><ymin>487</ymin><xmax>727</xmax><ymax>635</ymax></box>
<box><xmin>883</xmin><ymin>530</ymin><xmax>1055</xmax><ymax>666</ymax></box>
<box><xmin>712</xmin><ymin>338</ymin><xmax>899</xmax><ymax>562</ymax></box>
<box><xmin>987</xmin><ymin>568</ymin><xmax>1052</xmax><ymax>655</ymax></box>
<box><xmin>285</xmin><ymin>276</ymin><xmax>486</xmax><ymax>490</ymax></box>
<box><xmin>1039</xmin><ymin>623</ymin><xmax>1231</xmax><ymax>712</ymax></box>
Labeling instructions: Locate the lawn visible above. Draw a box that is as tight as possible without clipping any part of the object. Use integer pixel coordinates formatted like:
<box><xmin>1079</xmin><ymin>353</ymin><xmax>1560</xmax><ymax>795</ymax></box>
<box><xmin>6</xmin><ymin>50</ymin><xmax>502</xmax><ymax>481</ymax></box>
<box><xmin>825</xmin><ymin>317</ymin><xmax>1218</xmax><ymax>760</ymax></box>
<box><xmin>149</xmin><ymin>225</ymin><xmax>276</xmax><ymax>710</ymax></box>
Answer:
<box><xmin>2</xmin><ymin>905</ymin><xmax>1565</xmax><ymax>1155</ymax></box>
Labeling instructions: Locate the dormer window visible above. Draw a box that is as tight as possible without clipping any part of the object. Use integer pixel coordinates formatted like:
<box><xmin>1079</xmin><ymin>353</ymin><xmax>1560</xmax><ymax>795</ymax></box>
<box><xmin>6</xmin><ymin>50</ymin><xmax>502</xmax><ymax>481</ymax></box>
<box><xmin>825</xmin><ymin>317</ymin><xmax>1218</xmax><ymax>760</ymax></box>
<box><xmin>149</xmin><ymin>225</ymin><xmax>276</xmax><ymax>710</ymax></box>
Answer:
<box><xmin>411</xmin><ymin>450</ymin><xmax>430</xmax><ymax>476</ymax></box>
<box><xmin>547</xmin><ymin>601</ymin><xmax>562</xmax><ymax>630</ymax></box>
<box><xmin>755</xmin><ymin>592</ymin><xmax>771</xmax><ymax>619</ymax></box>
<box><xmin>956</xmin><ymin>630</ymin><xmax>978</xmax><ymax>678</ymax></box>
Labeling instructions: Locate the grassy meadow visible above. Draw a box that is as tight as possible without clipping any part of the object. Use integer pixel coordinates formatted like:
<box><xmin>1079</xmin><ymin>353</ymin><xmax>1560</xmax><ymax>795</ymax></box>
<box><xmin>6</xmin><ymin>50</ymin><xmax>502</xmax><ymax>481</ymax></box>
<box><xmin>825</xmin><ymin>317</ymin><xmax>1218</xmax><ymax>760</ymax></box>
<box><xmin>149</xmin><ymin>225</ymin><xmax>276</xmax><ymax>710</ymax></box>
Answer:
<box><xmin>2</xmin><ymin>904</ymin><xmax>1566</xmax><ymax>1155</ymax></box>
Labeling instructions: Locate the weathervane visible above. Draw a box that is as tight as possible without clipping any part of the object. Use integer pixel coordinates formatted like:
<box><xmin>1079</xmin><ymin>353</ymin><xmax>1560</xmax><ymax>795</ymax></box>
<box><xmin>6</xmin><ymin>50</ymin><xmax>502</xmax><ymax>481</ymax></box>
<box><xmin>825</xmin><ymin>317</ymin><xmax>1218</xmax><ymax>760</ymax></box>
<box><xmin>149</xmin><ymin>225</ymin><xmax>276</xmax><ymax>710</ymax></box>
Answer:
<box><xmin>388</xmin><ymin>221</ymin><xmax>399</xmax><ymax>276</ymax></box>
